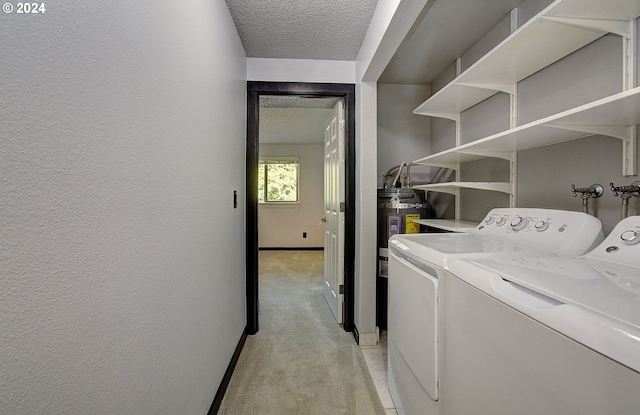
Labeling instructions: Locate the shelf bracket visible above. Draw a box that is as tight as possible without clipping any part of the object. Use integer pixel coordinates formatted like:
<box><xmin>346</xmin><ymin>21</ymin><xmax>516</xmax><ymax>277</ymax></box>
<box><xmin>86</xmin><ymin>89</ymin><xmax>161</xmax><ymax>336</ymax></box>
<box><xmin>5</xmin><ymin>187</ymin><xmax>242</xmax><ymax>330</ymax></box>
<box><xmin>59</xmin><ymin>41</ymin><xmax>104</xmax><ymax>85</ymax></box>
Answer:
<box><xmin>540</xmin><ymin>16</ymin><xmax>633</xmax><ymax>39</ymax></box>
<box><xmin>455</xmin><ymin>82</ymin><xmax>516</xmax><ymax>95</ymax></box>
<box><xmin>544</xmin><ymin>123</ymin><xmax>637</xmax><ymax>176</ymax></box>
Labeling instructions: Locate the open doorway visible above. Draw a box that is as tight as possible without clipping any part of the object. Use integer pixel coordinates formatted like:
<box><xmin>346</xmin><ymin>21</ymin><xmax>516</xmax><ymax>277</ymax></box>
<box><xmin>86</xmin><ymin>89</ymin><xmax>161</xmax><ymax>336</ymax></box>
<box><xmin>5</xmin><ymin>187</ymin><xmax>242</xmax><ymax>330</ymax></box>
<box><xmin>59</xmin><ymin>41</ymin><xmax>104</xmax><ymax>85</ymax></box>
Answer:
<box><xmin>246</xmin><ymin>82</ymin><xmax>355</xmax><ymax>335</ymax></box>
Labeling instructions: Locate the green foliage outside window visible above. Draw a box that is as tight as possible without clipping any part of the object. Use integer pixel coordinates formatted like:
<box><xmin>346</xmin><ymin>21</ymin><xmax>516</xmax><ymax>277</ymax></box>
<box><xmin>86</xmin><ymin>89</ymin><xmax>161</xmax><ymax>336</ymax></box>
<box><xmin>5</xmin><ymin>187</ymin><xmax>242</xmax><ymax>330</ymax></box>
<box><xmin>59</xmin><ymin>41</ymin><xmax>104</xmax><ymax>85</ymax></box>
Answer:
<box><xmin>258</xmin><ymin>160</ymin><xmax>299</xmax><ymax>203</ymax></box>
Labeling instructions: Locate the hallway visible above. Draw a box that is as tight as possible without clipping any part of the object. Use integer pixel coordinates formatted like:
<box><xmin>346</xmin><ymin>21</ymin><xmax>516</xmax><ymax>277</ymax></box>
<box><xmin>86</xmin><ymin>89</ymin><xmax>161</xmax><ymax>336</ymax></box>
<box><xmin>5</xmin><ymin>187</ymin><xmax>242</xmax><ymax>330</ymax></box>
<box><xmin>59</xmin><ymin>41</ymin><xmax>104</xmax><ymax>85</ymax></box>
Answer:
<box><xmin>218</xmin><ymin>250</ymin><xmax>386</xmax><ymax>414</ymax></box>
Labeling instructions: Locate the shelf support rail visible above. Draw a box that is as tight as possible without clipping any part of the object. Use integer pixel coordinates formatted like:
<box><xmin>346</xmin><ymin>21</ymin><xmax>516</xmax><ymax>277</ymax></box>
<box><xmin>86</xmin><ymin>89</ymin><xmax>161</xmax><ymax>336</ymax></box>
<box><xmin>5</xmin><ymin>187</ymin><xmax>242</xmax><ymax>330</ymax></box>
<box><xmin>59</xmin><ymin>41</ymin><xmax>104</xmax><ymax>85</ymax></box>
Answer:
<box><xmin>510</xmin><ymin>151</ymin><xmax>517</xmax><ymax>208</ymax></box>
<box><xmin>622</xmin><ymin>16</ymin><xmax>637</xmax><ymax>91</ymax></box>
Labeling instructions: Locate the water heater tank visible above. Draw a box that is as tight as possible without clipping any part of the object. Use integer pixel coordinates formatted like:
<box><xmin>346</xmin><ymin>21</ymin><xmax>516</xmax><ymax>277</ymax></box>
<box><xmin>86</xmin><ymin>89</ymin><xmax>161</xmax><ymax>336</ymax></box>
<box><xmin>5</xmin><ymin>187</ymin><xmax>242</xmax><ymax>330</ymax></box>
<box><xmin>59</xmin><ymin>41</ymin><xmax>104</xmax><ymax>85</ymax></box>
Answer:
<box><xmin>377</xmin><ymin>188</ymin><xmax>430</xmax><ymax>329</ymax></box>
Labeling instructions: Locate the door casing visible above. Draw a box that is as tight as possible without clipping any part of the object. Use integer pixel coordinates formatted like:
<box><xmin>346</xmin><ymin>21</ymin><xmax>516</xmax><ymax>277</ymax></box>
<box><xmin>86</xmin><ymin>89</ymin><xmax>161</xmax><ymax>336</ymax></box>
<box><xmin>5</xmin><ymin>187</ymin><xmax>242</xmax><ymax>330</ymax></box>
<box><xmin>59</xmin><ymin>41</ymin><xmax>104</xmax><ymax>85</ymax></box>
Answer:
<box><xmin>246</xmin><ymin>81</ymin><xmax>356</xmax><ymax>335</ymax></box>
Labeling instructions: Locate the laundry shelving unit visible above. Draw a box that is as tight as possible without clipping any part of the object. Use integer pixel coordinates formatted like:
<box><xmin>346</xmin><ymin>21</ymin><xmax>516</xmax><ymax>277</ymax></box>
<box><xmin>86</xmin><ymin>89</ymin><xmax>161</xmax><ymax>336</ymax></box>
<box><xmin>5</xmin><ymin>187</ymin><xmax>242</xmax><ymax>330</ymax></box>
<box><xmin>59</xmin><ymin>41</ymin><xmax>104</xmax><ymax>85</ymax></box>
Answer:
<box><xmin>411</xmin><ymin>0</ymin><xmax>640</xmax><ymax>231</ymax></box>
<box><xmin>413</xmin><ymin>0</ymin><xmax>640</xmax><ymax>120</ymax></box>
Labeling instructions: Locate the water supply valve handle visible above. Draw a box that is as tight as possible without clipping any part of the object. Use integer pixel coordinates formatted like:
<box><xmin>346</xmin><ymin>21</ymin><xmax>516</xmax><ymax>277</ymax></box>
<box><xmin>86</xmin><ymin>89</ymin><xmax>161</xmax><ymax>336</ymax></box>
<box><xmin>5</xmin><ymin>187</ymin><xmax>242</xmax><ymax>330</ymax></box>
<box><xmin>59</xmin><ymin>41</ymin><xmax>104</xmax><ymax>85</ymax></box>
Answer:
<box><xmin>610</xmin><ymin>182</ymin><xmax>640</xmax><ymax>197</ymax></box>
<box><xmin>571</xmin><ymin>184</ymin><xmax>604</xmax><ymax>198</ymax></box>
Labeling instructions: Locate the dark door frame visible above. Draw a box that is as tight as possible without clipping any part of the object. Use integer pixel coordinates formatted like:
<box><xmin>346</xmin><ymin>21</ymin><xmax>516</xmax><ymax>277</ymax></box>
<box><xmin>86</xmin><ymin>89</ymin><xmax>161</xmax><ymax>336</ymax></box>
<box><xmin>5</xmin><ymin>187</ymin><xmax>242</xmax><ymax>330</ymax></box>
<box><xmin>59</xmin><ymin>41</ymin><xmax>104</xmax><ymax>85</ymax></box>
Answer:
<box><xmin>246</xmin><ymin>81</ymin><xmax>356</xmax><ymax>335</ymax></box>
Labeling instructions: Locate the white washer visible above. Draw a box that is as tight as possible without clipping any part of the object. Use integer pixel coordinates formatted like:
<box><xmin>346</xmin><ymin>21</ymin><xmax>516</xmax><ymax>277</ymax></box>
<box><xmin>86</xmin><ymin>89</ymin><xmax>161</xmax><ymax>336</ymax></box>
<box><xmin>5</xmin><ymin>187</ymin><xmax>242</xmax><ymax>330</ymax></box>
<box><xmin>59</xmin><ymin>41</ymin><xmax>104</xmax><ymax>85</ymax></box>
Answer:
<box><xmin>444</xmin><ymin>215</ymin><xmax>640</xmax><ymax>414</ymax></box>
<box><xmin>387</xmin><ymin>208</ymin><xmax>604</xmax><ymax>415</ymax></box>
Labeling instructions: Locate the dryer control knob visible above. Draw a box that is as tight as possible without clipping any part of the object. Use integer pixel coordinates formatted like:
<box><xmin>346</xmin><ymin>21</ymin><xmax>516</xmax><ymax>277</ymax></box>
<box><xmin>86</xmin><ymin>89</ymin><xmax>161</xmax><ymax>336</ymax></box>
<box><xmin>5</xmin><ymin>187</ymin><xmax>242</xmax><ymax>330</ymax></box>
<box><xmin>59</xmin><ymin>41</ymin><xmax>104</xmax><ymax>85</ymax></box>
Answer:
<box><xmin>534</xmin><ymin>221</ymin><xmax>549</xmax><ymax>232</ymax></box>
<box><xmin>510</xmin><ymin>217</ymin><xmax>528</xmax><ymax>231</ymax></box>
<box><xmin>484</xmin><ymin>217</ymin><xmax>495</xmax><ymax>225</ymax></box>
<box><xmin>620</xmin><ymin>230</ymin><xmax>640</xmax><ymax>245</ymax></box>
<box><xmin>495</xmin><ymin>217</ymin><xmax>507</xmax><ymax>226</ymax></box>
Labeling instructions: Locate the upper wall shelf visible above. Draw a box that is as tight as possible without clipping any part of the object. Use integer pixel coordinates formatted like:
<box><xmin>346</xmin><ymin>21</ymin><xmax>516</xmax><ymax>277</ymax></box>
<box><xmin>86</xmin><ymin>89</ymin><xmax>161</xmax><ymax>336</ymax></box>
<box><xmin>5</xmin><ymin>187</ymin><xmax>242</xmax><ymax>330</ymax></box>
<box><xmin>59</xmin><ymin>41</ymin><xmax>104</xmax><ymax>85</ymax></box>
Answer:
<box><xmin>413</xmin><ymin>0</ymin><xmax>640</xmax><ymax>118</ymax></box>
<box><xmin>414</xmin><ymin>86</ymin><xmax>640</xmax><ymax>173</ymax></box>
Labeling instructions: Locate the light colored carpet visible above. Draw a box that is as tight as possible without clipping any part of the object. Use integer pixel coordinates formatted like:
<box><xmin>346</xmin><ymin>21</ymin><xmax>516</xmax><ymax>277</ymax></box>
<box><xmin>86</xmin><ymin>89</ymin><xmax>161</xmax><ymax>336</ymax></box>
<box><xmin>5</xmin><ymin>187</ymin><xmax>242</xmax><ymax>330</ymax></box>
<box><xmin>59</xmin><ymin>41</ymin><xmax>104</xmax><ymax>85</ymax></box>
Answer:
<box><xmin>218</xmin><ymin>250</ymin><xmax>385</xmax><ymax>415</ymax></box>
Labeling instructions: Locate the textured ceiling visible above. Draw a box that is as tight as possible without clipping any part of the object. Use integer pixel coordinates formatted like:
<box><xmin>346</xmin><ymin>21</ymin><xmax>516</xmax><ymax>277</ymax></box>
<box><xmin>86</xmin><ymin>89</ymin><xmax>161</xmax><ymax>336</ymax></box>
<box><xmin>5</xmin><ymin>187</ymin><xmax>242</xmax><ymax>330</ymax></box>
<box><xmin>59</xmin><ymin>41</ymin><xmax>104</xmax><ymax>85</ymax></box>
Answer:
<box><xmin>225</xmin><ymin>0</ymin><xmax>378</xmax><ymax>60</ymax></box>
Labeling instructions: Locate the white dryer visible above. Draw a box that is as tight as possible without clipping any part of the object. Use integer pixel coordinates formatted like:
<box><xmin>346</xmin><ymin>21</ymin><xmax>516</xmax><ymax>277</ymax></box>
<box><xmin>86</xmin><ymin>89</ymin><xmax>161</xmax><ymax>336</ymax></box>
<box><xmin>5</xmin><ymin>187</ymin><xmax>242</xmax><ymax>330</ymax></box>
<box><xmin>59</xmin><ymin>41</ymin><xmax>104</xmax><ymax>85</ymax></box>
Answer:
<box><xmin>387</xmin><ymin>208</ymin><xmax>604</xmax><ymax>415</ymax></box>
<box><xmin>444</xmin><ymin>215</ymin><xmax>640</xmax><ymax>414</ymax></box>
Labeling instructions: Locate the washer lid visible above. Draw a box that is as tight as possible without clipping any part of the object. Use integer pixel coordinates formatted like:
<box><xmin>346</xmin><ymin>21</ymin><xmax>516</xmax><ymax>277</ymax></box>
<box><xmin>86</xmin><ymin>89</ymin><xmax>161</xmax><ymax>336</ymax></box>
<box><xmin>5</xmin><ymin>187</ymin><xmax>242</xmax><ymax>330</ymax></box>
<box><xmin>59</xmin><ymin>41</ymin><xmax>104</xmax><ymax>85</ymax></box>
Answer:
<box><xmin>471</xmin><ymin>257</ymin><xmax>640</xmax><ymax>329</ymax></box>
<box><xmin>459</xmin><ymin>256</ymin><xmax>640</xmax><ymax>373</ymax></box>
<box><xmin>389</xmin><ymin>233</ymin><xmax>551</xmax><ymax>267</ymax></box>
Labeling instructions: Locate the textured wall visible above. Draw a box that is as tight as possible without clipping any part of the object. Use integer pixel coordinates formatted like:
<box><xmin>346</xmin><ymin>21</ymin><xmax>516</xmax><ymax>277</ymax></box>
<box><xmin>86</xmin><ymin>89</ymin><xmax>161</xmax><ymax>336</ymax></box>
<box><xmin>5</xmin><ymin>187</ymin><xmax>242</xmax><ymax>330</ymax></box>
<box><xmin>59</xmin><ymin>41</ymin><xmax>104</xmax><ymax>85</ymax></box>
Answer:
<box><xmin>247</xmin><ymin>58</ymin><xmax>356</xmax><ymax>83</ymax></box>
<box><xmin>0</xmin><ymin>1</ymin><xmax>247</xmax><ymax>414</ymax></box>
<box><xmin>377</xmin><ymin>84</ymin><xmax>431</xmax><ymax>188</ymax></box>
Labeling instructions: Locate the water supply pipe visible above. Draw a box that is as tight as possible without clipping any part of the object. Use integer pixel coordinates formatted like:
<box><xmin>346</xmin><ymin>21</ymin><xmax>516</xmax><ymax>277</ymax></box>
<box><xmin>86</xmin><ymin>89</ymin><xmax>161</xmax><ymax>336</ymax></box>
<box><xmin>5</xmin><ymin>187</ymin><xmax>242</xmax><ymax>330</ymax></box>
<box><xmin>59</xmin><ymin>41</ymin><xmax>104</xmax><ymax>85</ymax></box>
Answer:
<box><xmin>393</xmin><ymin>162</ymin><xmax>406</xmax><ymax>188</ymax></box>
<box><xmin>610</xmin><ymin>181</ymin><xmax>640</xmax><ymax>219</ymax></box>
<box><xmin>382</xmin><ymin>164</ymin><xmax>402</xmax><ymax>190</ymax></box>
<box><xmin>571</xmin><ymin>183</ymin><xmax>603</xmax><ymax>215</ymax></box>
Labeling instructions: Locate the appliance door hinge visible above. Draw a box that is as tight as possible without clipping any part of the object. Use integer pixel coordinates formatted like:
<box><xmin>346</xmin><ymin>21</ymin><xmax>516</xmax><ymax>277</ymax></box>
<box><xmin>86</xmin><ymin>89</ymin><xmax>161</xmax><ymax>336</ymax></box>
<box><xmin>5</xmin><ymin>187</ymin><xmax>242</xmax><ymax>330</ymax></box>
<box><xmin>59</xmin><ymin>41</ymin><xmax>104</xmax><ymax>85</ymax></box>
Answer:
<box><xmin>340</xmin><ymin>202</ymin><xmax>345</xmax><ymax>212</ymax></box>
<box><xmin>339</xmin><ymin>284</ymin><xmax>344</xmax><ymax>294</ymax></box>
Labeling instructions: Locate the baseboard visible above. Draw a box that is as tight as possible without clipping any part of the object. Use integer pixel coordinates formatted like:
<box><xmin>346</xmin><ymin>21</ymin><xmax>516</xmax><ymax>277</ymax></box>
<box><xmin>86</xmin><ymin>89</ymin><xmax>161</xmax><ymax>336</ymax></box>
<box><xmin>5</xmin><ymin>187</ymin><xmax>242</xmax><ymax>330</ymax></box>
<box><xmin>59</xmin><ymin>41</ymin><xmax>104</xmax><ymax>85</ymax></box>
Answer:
<box><xmin>357</xmin><ymin>330</ymin><xmax>379</xmax><ymax>347</ymax></box>
<box><xmin>208</xmin><ymin>327</ymin><xmax>248</xmax><ymax>415</ymax></box>
<box><xmin>259</xmin><ymin>247</ymin><xmax>323</xmax><ymax>251</ymax></box>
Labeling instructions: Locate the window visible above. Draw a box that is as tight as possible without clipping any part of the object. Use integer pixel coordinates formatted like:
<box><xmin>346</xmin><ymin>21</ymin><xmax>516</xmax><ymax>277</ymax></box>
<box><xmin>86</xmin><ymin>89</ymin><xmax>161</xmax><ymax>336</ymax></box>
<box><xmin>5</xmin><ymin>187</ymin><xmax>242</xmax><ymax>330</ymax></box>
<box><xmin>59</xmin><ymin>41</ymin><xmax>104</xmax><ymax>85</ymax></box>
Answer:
<box><xmin>258</xmin><ymin>157</ymin><xmax>299</xmax><ymax>203</ymax></box>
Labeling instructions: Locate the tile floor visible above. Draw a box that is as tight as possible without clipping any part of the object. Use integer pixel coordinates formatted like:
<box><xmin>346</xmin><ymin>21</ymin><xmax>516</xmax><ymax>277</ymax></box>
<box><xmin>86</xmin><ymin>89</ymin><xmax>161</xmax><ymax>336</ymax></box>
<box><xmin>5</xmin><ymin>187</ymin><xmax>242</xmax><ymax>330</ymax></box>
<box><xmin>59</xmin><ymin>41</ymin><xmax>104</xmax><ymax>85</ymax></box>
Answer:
<box><xmin>360</xmin><ymin>330</ymin><xmax>398</xmax><ymax>415</ymax></box>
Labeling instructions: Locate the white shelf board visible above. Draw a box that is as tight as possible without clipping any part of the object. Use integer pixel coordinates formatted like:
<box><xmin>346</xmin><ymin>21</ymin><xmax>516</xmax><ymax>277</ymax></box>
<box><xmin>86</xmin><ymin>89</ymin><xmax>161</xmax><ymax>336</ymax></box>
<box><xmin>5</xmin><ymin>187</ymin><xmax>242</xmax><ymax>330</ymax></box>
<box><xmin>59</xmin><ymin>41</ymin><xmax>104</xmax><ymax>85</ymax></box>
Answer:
<box><xmin>414</xmin><ymin>181</ymin><xmax>513</xmax><ymax>195</ymax></box>
<box><xmin>414</xmin><ymin>87</ymin><xmax>640</xmax><ymax>168</ymax></box>
<box><xmin>414</xmin><ymin>219</ymin><xmax>478</xmax><ymax>233</ymax></box>
<box><xmin>413</xmin><ymin>0</ymin><xmax>640</xmax><ymax>117</ymax></box>
<box><xmin>413</xmin><ymin>147</ymin><xmax>496</xmax><ymax>167</ymax></box>
<box><xmin>546</xmin><ymin>0</ymin><xmax>640</xmax><ymax>21</ymax></box>
<box><xmin>544</xmin><ymin>87</ymin><xmax>640</xmax><ymax>130</ymax></box>
<box><xmin>413</xmin><ymin>83</ymin><xmax>497</xmax><ymax>118</ymax></box>
<box><xmin>458</xmin><ymin>16</ymin><xmax>604</xmax><ymax>89</ymax></box>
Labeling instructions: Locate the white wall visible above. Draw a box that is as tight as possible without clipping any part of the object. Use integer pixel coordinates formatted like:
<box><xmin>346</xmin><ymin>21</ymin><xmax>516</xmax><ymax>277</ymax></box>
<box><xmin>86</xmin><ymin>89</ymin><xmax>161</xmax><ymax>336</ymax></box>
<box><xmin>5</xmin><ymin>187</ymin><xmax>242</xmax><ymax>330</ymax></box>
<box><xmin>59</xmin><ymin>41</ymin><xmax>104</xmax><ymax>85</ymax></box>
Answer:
<box><xmin>0</xmin><ymin>2</ymin><xmax>247</xmax><ymax>414</ymax></box>
<box><xmin>248</xmin><ymin>58</ymin><xmax>356</xmax><ymax>83</ymax></box>
<box><xmin>259</xmin><ymin>144</ymin><xmax>325</xmax><ymax>248</ymax></box>
<box><xmin>377</xmin><ymin>84</ymin><xmax>431</xmax><ymax>188</ymax></box>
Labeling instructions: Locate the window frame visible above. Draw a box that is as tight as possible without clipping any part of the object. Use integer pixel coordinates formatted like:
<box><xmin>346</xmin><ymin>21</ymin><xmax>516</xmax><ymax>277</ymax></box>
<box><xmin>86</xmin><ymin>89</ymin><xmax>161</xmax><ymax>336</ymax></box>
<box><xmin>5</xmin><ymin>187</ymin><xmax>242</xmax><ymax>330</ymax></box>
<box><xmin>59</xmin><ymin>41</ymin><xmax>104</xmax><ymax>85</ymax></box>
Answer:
<box><xmin>258</xmin><ymin>157</ymin><xmax>300</xmax><ymax>204</ymax></box>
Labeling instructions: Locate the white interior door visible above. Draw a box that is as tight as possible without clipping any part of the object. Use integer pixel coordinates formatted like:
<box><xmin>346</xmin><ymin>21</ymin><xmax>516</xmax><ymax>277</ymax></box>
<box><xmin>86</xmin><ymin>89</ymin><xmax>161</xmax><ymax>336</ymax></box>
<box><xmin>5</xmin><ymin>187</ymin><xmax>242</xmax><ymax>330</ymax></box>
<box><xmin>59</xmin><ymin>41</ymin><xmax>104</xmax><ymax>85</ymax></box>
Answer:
<box><xmin>323</xmin><ymin>100</ymin><xmax>345</xmax><ymax>323</ymax></box>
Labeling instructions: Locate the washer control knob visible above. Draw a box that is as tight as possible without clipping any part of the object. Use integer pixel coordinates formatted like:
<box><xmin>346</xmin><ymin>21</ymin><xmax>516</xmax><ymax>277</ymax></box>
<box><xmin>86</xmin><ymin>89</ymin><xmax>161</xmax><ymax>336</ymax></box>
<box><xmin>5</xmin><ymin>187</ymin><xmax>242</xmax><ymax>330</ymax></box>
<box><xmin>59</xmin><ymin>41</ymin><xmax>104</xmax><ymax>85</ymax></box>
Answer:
<box><xmin>510</xmin><ymin>217</ymin><xmax>528</xmax><ymax>231</ymax></box>
<box><xmin>495</xmin><ymin>217</ymin><xmax>507</xmax><ymax>226</ymax></box>
<box><xmin>535</xmin><ymin>221</ymin><xmax>549</xmax><ymax>232</ymax></box>
<box><xmin>484</xmin><ymin>217</ymin><xmax>495</xmax><ymax>225</ymax></box>
<box><xmin>620</xmin><ymin>230</ymin><xmax>640</xmax><ymax>245</ymax></box>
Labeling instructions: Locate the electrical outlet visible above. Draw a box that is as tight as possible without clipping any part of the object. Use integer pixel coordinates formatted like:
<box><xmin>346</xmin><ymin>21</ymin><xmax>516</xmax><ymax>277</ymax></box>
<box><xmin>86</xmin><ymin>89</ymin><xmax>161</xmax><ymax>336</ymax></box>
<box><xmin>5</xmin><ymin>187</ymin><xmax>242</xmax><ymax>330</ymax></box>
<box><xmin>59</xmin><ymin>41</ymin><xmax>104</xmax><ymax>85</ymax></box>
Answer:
<box><xmin>303</xmin><ymin>232</ymin><xmax>307</xmax><ymax>238</ymax></box>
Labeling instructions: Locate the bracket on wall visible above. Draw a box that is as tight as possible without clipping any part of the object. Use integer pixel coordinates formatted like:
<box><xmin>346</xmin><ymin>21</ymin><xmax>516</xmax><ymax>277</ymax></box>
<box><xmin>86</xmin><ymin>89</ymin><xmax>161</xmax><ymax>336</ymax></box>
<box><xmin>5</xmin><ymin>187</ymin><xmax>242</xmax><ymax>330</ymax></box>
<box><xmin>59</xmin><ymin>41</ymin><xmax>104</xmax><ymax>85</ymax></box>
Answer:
<box><xmin>545</xmin><ymin>124</ymin><xmax>638</xmax><ymax>176</ymax></box>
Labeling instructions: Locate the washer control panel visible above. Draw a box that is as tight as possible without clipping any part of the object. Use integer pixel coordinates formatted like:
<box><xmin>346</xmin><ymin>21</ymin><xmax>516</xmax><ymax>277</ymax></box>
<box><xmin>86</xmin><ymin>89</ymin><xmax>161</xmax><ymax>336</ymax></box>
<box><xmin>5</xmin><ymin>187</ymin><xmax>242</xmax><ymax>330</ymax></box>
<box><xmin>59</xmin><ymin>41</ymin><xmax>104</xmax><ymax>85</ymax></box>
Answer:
<box><xmin>591</xmin><ymin>216</ymin><xmax>640</xmax><ymax>266</ymax></box>
<box><xmin>509</xmin><ymin>216</ymin><xmax>528</xmax><ymax>231</ymax></box>
<box><xmin>478</xmin><ymin>211</ymin><xmax>566</xmax><ymax>234</ymax></box>
<box><xmin>472</xmin><ymin>208</ymin><xmax>604</xmax><ymax>257</ymax></box>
